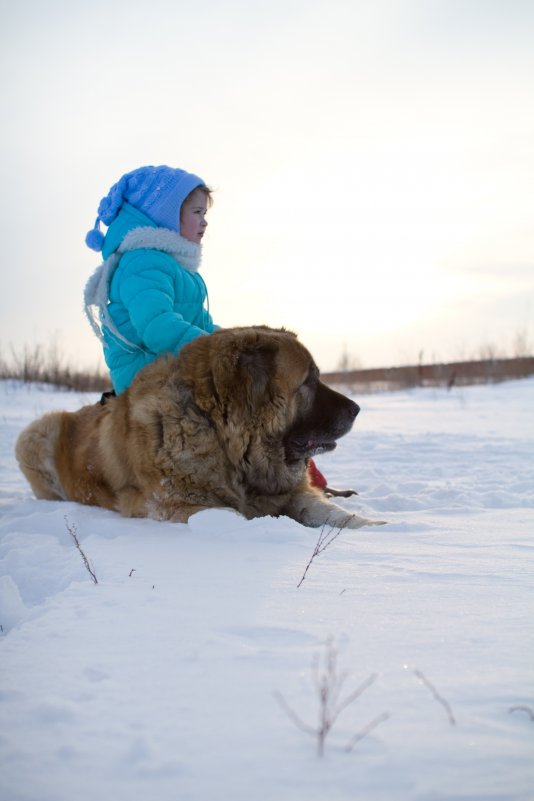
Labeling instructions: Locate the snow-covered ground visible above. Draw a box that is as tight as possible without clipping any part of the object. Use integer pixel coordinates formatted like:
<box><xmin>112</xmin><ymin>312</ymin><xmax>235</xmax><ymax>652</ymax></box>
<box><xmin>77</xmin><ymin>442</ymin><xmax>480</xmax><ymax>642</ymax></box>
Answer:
<box><xmin>1</xmin><ymin>378</ymin><xmax>533</xmax><ymax>801</ymax></box>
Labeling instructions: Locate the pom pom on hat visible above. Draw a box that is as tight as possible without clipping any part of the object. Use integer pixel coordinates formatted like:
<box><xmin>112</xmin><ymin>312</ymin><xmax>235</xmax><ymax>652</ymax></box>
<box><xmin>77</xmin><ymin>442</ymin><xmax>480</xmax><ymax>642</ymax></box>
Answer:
<box><xmin>85</xmin><ymin>222</ymin><xmax>105</xmax><ymax>252</ymax></box>
<box><xmin>85</xmin><ymin>165</ymin><xmax>205</xmax><ymax>250</ymax></box>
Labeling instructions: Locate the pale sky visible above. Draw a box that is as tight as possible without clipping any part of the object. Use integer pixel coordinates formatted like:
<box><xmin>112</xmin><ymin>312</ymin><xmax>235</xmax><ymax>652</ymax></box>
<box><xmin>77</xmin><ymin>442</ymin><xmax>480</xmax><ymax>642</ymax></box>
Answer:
<box><xmin>1</xmin><ymin>0</ymin><xmax>533</xmax><ymax>372</ymax></box>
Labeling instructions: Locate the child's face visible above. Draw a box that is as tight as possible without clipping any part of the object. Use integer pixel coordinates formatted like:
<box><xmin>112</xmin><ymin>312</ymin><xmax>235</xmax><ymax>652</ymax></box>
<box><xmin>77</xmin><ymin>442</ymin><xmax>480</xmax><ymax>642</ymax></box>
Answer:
<box><xmin>180</xmin><ymin>188</ymin><xmax>209</xmax><ymax>243</ymax></box>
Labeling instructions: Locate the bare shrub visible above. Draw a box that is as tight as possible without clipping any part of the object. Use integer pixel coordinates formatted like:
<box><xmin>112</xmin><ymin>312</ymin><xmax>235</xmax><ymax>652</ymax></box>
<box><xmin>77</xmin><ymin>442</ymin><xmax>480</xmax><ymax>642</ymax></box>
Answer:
<box><xmin>0</xmin><ymin>341</ymin><xmax>110</xmax><ymax>392</ymax></box>
<box><xmin>274</xmin><ymin>638</ymin><xmax>389</xmax><ymax>757</ymax></box>
<box><xmin>512</xmin><ymin>326</ymin><xmax>532</xmax><ymax>358</ymax></box>
<box><xmin>477</xmin><ymin>342</ymin><xmax>504</xmax><ymax>361</ymax></box>
<box><xmin>337</xmin><ymin>344</ymin><xmax>362</xmax><ymax>372</ymax></box>
<box><xmin>297</xmin><ymin>522</ymin><xmax>346</xmax><ymax>588</ymax></box>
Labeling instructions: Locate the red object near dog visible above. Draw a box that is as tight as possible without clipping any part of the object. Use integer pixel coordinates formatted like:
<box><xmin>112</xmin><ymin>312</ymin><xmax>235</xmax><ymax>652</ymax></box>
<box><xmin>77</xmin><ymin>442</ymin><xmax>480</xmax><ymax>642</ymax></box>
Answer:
<box><xmin>308</xmin><ymin>458</ymin><xmax>327</xmax><ymax>490</ymax></box>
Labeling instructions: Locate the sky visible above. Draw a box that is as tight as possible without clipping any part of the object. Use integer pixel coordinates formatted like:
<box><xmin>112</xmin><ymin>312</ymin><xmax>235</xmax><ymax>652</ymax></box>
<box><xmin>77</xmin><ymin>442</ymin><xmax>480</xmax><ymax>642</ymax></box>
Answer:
<box><xmin>1</xmin><ymin>0</ymin><xmax>533</xmax><ymax>372</ymax></box>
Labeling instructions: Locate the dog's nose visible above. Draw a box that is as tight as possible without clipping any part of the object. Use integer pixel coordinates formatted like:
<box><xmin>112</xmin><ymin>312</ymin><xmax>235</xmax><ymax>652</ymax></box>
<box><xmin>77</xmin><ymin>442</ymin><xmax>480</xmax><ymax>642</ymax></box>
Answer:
<box><xmin>349</xmin><ymin>400</ymin><xmax>360</xmax><ymax>419</ymax></box>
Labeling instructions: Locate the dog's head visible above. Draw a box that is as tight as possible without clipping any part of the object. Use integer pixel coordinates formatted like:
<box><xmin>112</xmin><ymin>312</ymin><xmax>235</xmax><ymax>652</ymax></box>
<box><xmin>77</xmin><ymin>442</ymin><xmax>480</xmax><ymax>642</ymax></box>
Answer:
<box><xmin>176</xmin><ymin>326</ymin><xmax>359</xmax><ymax>467</ymax></box>
<box><xmin>280</xmin><ymin>362</ymin><xmax>360</xmax><ymax>463</ymax></box>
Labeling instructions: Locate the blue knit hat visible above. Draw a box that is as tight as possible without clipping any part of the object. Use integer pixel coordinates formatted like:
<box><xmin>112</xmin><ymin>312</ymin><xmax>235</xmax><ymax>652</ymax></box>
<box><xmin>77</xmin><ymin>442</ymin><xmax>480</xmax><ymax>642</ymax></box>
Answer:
<box><xmin>85</xmin><ymin>165</ymin><xmax>205</xmax><ymax>251</ymax></box>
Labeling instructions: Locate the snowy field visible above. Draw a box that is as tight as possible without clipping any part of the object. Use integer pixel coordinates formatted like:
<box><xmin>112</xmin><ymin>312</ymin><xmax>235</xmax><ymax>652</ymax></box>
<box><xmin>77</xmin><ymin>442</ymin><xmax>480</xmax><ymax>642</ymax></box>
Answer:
<box><xmin>0</xmin><ymin>377</ymin><xmax>533</xmax><ymax>801</ymax></box>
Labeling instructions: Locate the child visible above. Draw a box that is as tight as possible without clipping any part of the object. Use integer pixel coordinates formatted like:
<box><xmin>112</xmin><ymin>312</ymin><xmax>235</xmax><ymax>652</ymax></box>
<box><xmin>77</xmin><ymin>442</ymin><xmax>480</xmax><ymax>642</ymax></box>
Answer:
<box><xmin>84</xmin><ymin>164</ymin><xmax>336</xmax><ymax>492</ymax></box>
<box><xmin>84</xmin><ymin>165</ymin><xmax>217</xmax><ymax>395</ymax></box>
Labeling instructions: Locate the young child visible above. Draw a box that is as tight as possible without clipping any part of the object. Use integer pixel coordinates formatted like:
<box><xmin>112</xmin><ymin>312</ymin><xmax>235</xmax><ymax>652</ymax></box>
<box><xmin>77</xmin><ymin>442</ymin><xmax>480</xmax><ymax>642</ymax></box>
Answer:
<box><xmin>84</xmin><ymin>164</ymin><xmax>336</xmax><ymax>492</ymax></box>
<box><xmin>84</xmin><ymin>165</ymin><xmax>217</xmax><ymax>395</ymax></box>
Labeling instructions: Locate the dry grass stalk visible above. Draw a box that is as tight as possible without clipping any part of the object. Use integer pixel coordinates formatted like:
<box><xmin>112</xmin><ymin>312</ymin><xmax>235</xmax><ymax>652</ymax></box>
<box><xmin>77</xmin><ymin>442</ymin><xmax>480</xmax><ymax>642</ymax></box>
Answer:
<box><xmin>509</xmin><ymin>705</ymin><xmax>534</xmax><ymax>720</ymax></box>
<box><xmin>64</xmin><ymin>516</ymin><xmax>98</xmax><ymax>585</ymax></box>
<box><xmin>413</xmin><ymin>668</ymin><xmax>456</xmax><ymax>725</ymax></box>
<box><xmin>344</xmin><ymin>712</ymin><xmax>391</xmax><ymax>752</ymax></box>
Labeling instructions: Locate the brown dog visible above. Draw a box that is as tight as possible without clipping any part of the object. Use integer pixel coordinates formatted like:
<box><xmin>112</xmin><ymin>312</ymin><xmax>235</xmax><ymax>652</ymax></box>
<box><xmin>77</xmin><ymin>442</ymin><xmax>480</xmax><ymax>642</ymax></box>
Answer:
<box><xmin>16</xmin><ymin>327</ymin><xmax>382</xmax><ymax>530</ymax></box>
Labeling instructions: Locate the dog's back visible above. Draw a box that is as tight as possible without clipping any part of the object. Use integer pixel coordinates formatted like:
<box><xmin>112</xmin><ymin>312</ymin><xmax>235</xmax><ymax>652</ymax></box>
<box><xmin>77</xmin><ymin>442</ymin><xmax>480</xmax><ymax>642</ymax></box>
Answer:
<box><xmin>15</xmin><ymin>399</ymin><xmax>156</xmax><ymax>516</ymax></box>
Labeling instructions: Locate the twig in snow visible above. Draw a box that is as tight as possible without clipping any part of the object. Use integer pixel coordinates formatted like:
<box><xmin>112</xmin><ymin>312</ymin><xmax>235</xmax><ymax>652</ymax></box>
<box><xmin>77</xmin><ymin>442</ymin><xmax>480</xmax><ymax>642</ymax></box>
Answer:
<box><xmin>509</xmin><ymin>705</ymin><xmax>534</xmax><ymax>720</ymax></box>
<box><xmin>345</xmin><ymin>712</ymin><xmax>391</xmax><ymax>751</ymax></box>
<box><xmin>413</xmin><ymin>669</ymin><xmax>456</xmax><ymax>725</ymax></box>
<box><xmin>64</xmin><ymin>516</ymin><xmax>98</xmax><ymax>585</ymax></box>
<box><xmin>274</xmin><ymin>637</ymin><xmax>384</xmax><ymax>757</ymax></box>
<box><xmin>273</xmin><ymin>692</ymin><xmax>317</xmax><ymax>738</ymax></box>
<box><xmin>297</xmin><ymin>521</ymin><xmax>347</xmax><ymax>588</ymax></box>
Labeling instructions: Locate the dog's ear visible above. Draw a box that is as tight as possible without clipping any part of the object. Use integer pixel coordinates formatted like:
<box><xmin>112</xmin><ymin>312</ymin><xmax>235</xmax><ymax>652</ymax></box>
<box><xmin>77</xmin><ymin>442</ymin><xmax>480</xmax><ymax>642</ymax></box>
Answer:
<box><xmin>237</xmin><ymin>344</ymin><xmax>276</xmax><ymax>409</ymax></box>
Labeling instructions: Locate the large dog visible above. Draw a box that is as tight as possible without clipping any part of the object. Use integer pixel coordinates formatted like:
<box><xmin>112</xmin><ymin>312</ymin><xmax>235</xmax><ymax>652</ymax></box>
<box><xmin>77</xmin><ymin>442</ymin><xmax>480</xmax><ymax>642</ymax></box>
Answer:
<box><xmin>16</xmin><ymin>327</ymin><xmax>382</xmax><ymax>530</ymax></box>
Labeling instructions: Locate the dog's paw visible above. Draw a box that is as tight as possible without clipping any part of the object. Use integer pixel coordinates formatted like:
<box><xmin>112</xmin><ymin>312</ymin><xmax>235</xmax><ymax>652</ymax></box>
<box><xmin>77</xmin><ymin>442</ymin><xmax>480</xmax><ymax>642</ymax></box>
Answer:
<box><xmin>343</xmin><ymin>514</ymin><xmax>387</xmax><ymax>529</ymax></box>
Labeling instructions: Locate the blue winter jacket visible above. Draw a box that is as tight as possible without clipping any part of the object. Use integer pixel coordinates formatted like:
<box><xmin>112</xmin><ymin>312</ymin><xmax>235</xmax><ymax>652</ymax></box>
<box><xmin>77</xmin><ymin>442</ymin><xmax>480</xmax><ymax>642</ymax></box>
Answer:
<box><xmin>100</xmin><ymin>203</ymin><xmax>217</xmax><ymax>393</ymax></box>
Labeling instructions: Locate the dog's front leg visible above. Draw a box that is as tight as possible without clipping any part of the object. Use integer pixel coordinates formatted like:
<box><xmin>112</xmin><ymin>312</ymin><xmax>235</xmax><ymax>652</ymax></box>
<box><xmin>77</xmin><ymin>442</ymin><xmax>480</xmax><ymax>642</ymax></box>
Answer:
<box><xmin>284</xmin><ymin>490</ymin><xmax>385</xmax><ymax>530</ymax></box>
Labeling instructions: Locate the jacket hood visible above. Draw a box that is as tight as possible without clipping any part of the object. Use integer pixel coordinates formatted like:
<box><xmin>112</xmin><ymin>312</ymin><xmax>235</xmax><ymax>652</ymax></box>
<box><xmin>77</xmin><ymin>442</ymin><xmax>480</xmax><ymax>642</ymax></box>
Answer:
<box><xmin>102</xmin><ymin>203</ymin><xmax>157</xmax><ymax>258</ymax></box>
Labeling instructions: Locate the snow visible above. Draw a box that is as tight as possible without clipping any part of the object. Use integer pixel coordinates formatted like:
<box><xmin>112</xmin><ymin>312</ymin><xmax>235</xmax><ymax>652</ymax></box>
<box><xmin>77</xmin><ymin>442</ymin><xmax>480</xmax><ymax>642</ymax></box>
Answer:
<box><xmin>1</xmin><ymin>377</ymin><xmax>533</xmax><ymax>801</ymax></box>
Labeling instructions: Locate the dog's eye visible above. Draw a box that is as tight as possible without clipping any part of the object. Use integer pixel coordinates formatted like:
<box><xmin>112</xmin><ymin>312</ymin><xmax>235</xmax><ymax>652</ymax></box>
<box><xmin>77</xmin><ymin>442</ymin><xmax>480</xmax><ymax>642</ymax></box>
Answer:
<box><xmin>299</xmin><ymin>366</ymin><xmax>319</xmax><ymax>392</ymax></box>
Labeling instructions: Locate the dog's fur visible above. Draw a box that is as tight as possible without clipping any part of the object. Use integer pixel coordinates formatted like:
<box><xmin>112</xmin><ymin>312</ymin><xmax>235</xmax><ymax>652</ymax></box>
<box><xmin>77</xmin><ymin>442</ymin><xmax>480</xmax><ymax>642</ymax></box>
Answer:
<box><xmin>16</xmin><ymin>327</ymin><xmax>381</xmax><ymax>530</ymax></box>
